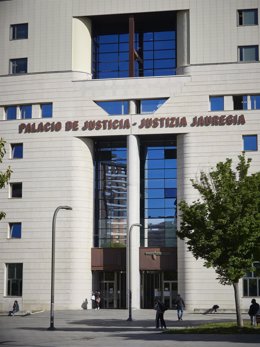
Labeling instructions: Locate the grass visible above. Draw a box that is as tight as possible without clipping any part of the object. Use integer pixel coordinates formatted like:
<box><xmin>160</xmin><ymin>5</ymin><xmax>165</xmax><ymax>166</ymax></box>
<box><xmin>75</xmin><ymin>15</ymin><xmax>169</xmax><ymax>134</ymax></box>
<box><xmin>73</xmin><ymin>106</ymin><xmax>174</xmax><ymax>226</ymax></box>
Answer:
<box><xmin>166</xmin><ymin>321</ymin><xmax>260</xmax><ymax>334</ymax></box>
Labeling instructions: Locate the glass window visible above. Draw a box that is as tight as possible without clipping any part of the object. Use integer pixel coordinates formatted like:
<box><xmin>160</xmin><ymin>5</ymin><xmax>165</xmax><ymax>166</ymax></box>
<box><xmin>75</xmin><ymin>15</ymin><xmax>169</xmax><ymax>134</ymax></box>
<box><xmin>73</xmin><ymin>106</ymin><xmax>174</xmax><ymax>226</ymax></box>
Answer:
<box><xmin>9</xmin><ymin>223</ymin><xmax>22</xmax><ymax>238</ymax></box>
<box><xmin>20</xmin><ymin>105</ymin><xmax>32</xmax><ymax>119</ymax></box>
<box><xmin>10</xmin><ymin>183</ymin><xmax>22</xmax><ymax>198</ymax></box>
<box><xmin>9</xmin><ymin>58</ymin><xmax>27</xmax><ymax>74</ymax></box>
<box><xmin>94</xmin><ymin>140</ymin><xmax>127</xmax><ymax>247</ymax></box>
<box><xmin>6</xmin><ymin>106</ymin><xmax>17</xmax><ymax>120</ymax></box>
<box><xmin>243</xmin><ymin>135</ymin><xmax>258</xmax><ymax>151</ymax></box>
<box><xmin>238</xmin><ymin>46</ymin><xmax>259</xmax><ymax>62</ymax></box>
<box><xmin>250</xmin><ymin>95</ymin><xmax>260</xmax><ymax>109</ymax></box>
<box><xmin>11</xmin><ymin>143</ymin><xmax>23</xmax><ymax>159</ymax></box>
<box><xmin>92</xmin><ymin>14</ymin><xmax>176</xmax><ymax>79</ymax></box>
<box><xmin>41</xmin><ymin>103</ymin><xmax>53</xmax><ymax>118</ymax></box>
<box><xmin>210</xmin><ymin>96</ymin><xmax>224</xmax><ymax>111</ymax></box>
<box><xmin>233</xmin><ymin>95</ymin><xmax>248</xmax><ymax>110</ymax></box>
<box><xmin>238</xmin><ymin>9</ymin><xmax>258</xmax><ymax>26</ymax></box>
<box><xmin>140</xmin><ymin>99</ymin><xmax>167</xmax><ymax>114</ymax></box>
<box><xmin>95</xmin><ymin>101</ymin><xmax>129</xmax><ymax>115</ymax></box>
<box><xmin>6</xmin><ymin>263</ymin><xmax>23</xmax><ymax>296</ymax></box>
<box><xmin>10</xmin><ymin>23</ymin><xmax>28</xmax><ymax>40</ymax></box>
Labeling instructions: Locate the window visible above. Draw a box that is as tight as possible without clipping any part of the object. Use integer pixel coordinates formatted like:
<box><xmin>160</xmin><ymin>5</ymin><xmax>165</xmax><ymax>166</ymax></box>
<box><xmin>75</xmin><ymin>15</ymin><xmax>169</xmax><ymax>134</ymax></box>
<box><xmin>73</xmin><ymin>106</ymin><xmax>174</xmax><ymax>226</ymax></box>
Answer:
<box><xmin>140</xmin><ymin>99</ymin><xmax>167</xmax><ymax>114</ymax></box>
<box><xmin>9</xmin><ymin>58</ymin><xmax>27</xmax><ymax>74</ymax></box>
<box><xmin>233</xmin><ymin>95</ymin><xmax>248</xmax><ymax>110</ymax></box>
<box><xmin>6</xmin><ymin>263</ymin><xmax>23</xmax><ymax>296</ymax></box>
<box><xmin>243</xmin><ymin>135</ymin><xmax>258</xmax><ymax>151</ymax></box>
<box><xmin>6</xmin><ymin>106</ymin><xmax>17</xmax><ymax>120</ymax></box>
<box><xmin>10</xmin><ymin>23</ymin><xmax>28</xmax><ymax>40</ymax></box>
<box><xmin>95</xmin><ymin>98</ymin><xmax>167</xmax><ymax>115</ymax></box>
<box><xmin>210</xmin><ymin>96</ymin><xmax>224</xmax><ymax>111</ymax></box>
<box><xmin>10</xmin><ymin>183</ymin><xmax>22</xmax><ymax>198</ymax></box>
<box><xmin>251</xmin><ymin>95</ymin><xmax>260</xmax><ymax>109</ymax></box>
<box><xmin>20</xmin><ymin>105</ymin><xmax>32</xmax><ymax>119</ymax></box>
<box><xmin>95</xmin><ymin>101</ymin><xmax>129</xmax><ymax>115</ymax></box>
<box><xmin>41</xmin><ymin>103</ymin><xmax>53</xmax><ymax>118</ymax></box>
<box><xmin>238</xmin><ymin>9</ymin><xmax>258</xmax><ymax>26</ymax></box>
<box><xmin>238</xmin><ymin>46</ymin><xmax>259</xmax><ymax>62</ymax></box>
<box><xmin>9</xmin><ymin>223</ymin><xmax>22</xmax><ymax>238</ymax></box>
<box><xmin>243</xmin><ymin>262</ymin><xmax>260</xmax><ymax>297</ymax></box>
<box><xmin>11</xmin><ymin>143</ymin><xmax>23</xmax><ymax>159</ymax></box>
<box><xmin>92</xmin><ymin>12</ymin><xmax>177</xmax><ymax>79</ymax></box>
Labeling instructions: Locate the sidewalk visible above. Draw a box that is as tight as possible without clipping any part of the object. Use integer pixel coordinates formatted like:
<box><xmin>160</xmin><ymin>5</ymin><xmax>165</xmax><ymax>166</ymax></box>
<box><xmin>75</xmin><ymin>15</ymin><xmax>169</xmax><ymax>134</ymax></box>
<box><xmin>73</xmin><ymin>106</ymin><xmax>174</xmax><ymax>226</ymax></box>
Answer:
<box><xmin>0</xmin><ymin>309</ymin><xmax>259</xmax><ymax>347</ymax></box>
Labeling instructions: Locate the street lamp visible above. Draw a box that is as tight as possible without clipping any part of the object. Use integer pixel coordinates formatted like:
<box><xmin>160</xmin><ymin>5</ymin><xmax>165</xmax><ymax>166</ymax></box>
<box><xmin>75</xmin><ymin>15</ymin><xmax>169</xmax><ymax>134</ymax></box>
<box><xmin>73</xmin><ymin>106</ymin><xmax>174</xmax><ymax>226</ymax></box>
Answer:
<box><xmin>127</xmin><ymin>223</ymin><xmax>142</xmax><ymax>322</ymax></box>
<box><xmin>48</xmin><ymin>205</ymin><xmax>72</xmax><ymax>331</ymax></box>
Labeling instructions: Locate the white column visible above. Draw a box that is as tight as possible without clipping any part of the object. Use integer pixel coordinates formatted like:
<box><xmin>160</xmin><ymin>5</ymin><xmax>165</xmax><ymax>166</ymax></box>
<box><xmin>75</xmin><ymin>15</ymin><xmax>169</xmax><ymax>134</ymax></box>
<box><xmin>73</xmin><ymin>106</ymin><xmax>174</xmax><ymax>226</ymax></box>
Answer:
<box><xmin>177</xmin><ymin>10</ymin><xmax>190</xmax><ymax>69</ymax></box>
<box><xmin>127</xmin><ymin>130</ymin><xmax>140</xmax><ymax>309</ymax></box>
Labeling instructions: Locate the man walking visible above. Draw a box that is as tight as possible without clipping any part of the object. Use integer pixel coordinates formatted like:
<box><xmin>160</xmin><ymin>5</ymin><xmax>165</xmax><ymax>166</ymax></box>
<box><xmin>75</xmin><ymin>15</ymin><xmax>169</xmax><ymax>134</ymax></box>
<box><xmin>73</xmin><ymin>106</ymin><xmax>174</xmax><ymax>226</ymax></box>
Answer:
<box><xmin>175</xmin><ymin>294</ymin><xmax>185</xmax><ymax>321</ymax></box>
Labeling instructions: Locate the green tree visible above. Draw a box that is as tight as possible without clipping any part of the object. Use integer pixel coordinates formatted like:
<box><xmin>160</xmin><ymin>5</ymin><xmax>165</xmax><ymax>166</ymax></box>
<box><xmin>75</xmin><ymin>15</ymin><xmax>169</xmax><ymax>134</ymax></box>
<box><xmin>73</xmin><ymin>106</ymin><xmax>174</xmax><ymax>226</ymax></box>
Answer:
<box><xmin>0</xmin><ymin>138</ymin><xmax>12</xmax><ymax>220</ymax></box>
<box><xmin>177</xmin><ymin>154</ymin><xmax>260</xmax><ymax>327</ymax></box>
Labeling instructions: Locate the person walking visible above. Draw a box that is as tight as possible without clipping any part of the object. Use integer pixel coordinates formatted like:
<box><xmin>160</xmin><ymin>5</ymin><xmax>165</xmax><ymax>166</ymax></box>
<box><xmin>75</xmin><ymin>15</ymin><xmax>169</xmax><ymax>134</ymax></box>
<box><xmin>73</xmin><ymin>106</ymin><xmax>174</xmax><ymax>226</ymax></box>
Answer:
<box><xmin>248</xmin><ymin>298</ymin><xmax>260</xmax><ymax>326</ymax></box>
<box><xmin>154</xmin><ymin>299</ymin><xmax>167</xmax><ymax>329</ymax></box>
<box><xmin>175</xmin><ymin>294</ymin><xmax>185</xmax><ymax>321</ymax></box>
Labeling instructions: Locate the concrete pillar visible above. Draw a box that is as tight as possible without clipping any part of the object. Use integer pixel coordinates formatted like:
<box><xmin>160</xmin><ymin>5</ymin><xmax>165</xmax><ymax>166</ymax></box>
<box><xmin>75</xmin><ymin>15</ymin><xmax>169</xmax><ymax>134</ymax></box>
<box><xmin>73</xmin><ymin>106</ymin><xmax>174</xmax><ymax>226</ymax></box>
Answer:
<box><xmin>177</xmin><ymin>10</ymin><xmax>190</xmax><ymax>69</ymax></box>
<box><xmin>127</xmin><ymin>100</ymin><xmax>141</xmax><ymax>309</ymax></box>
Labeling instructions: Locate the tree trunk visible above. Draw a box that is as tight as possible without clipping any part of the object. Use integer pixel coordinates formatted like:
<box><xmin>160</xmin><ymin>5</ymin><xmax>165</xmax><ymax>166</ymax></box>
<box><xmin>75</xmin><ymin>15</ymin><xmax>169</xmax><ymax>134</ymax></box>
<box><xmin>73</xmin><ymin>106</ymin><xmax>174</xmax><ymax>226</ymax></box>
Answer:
<box><xmin>233</xmin><ymin>282</ymin><xmax>243</xmax><ymax>327</ymax></box>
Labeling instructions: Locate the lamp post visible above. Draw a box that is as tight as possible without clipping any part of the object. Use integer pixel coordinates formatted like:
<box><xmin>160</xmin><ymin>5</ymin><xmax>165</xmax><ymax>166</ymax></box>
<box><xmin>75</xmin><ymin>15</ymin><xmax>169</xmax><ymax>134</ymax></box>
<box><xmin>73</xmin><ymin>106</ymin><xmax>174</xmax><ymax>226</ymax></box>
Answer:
<box><xmin>127</xmin><ymin>223</ymin><xmax>142</xmax><ymax>322</ymax></box>
<box><xmin>48</xmin><ymin>205</ymin><xmax>72</xmax><ymax>330</ymax></box>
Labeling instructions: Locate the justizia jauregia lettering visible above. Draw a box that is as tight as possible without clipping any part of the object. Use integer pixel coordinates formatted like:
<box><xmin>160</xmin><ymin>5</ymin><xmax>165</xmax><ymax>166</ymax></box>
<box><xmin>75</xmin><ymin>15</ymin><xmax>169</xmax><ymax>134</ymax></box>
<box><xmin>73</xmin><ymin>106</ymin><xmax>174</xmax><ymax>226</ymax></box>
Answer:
<box><xmin>17</xmin><ymin>114</ymin><xmax>246</xmax><ymax>134</ymax></box>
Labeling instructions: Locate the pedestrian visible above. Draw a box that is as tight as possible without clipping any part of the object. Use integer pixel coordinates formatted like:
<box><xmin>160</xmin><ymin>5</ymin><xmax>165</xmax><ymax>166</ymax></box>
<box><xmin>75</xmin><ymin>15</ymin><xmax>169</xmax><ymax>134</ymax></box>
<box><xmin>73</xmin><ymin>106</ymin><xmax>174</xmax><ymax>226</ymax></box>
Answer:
<box><xmin>175</xmin><ymin>294</ymin><xmax>185</xmax><ymax>321</ymax></box>
<box><xmin>91</xmin><ymin>292</ymin><xmax>96</xmax><ymax>309</ymax></box>
<box><xmin>95</xmin><ymin>291</ymin><xmax>101</xmax><ymax>310</ymax></box>
<box><xmin>8</xmin><ymin>300</ymin><xmax>19</xmax><ymax>316</ymax></box>
<box><xmin>154</xmin><ymin>298</ymin><xmax>167</xmax><ymax>329</ymax></box>
<box><xmin>248</xmin><ymin>298</ymin><xmax>260</xmax><ymax>326</ymax></box>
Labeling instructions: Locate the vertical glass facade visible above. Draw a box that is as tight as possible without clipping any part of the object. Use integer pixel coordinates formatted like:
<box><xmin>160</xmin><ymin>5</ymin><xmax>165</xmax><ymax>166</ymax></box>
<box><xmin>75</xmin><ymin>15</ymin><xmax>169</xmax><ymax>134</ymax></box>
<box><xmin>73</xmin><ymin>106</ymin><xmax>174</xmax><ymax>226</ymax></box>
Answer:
<box><xmin>140</xmin><ymin>137</ymin><xmax>177</xmax><ymax>247</ymax></box>
<box><xmin>94</xmin><ymin>136</ymin><xmax>177</xmax><ymax>248</ymax></box>
<box><xmin>94</xmin><ymin>139</ymin><xmax>127</xmax><ymax>247</ymax></box>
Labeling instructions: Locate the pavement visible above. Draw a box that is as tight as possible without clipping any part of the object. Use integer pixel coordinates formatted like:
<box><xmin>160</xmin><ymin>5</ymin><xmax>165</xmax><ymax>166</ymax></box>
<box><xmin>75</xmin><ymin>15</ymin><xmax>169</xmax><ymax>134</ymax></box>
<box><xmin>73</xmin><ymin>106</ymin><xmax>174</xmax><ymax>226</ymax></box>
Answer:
<box><xmin>0</xmin><ymin>309</ymin><xmax>259</xmax><ymax>347</ymax></box>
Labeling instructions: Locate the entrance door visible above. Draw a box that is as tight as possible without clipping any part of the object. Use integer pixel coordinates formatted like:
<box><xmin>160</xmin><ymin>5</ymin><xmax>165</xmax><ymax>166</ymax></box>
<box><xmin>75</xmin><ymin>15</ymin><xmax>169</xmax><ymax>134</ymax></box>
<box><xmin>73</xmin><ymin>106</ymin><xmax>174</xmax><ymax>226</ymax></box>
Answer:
<box><xmin>163</xmin><ymin>281</ymin><xmax>177</xmax><ymax>309</ymax></box>
<box><xmin>102</xmin><ymin>281</ymin><xmax>116</xmax><ymax>308</ymax></box>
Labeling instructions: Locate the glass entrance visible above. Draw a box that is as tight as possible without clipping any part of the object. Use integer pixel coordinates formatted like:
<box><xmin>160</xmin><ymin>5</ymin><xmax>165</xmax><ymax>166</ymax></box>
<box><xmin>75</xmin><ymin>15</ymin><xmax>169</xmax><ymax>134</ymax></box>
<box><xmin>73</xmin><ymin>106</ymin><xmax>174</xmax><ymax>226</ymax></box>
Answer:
<box><xmin>141</xmin><ymin>271</ymin><xmax>177</xmax><ymax>308</ymax></box>
<box><xmin>102</xmin><ymin>281</ymin><xmax>116</xmax><ymax>308</ymax></box>
<box><xmin>93</xmin><ymin>271</ymin><xmax>126</xmax><ymax>309</ymax></box>
<box><xmin>163</xmin><ymin>281</ymin><xmax>177</xmax><ymax>309</ymax></box>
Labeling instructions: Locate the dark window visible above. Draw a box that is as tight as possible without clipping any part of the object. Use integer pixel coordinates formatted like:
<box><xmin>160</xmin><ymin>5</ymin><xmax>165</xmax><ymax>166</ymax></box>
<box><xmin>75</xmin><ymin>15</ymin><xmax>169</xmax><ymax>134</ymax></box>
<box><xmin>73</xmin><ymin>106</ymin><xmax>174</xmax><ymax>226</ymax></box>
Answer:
<box><xmin>6</xmin><ymin>263</ymin><xmax>23</xmax><ymax>296</ymax></box>
<box><xmin>10</xmin><ymin>23</ymin><xmax>28</xmax><ymax>40</ymax></box>
<box><xmin>11</xmin><ymin>143</ymin><xmax>23</xmax><ymax>159</ymax></box>
<box><xmin>20</xmin><ymin>105</ymin><xmax>32</xmax><ymax>119</ymax></box>
<box><xmin>10</xmin><ymin>183</ymin><xmax>22</xmax><ymax>198</ymax></box>
<box><xmin>41</xmin><ymin>103</ymin><xmax>53</xmax><ymax>118</ymax></box>
<box><xmin>238</xmin><ymin>9</ymin><xmax>258</xmax><ymax>26</ymax></box>
<box><xmin>243</xmin><ymin>262</ymin><xmax>260</xmax><ymax>297</ymax></box>
<box><xmin>243</xmin><ymin>135</ymin><xmax>258</xmax><ymax>151</ymax></box>
<box><xmin>238</xmin><ymin>45</ymin><xmax>259</xmax><ymax>62</ymax></box>
<box><xmin>6</xmin><ymin>106</ymin><xmax>17</xmax><ymax>120</ymax></box>
<box><xmin>9</xmin><ymin>223</ymin><xmax>22</xmax><ymax>238</ymax></box>
<box><xmin>233</xmin><ymin>95</ymin><xmax>248</xmax><ymax>110</ymax></box>
<box><xmin>210</xmin><ymin>96</ymin><xmax>224</xmax><ymax>111</ymax></box>
<box><xmin>9</xmin><ymin>58</ymin><xmax>27</xmax><ymax>74</ymax></box>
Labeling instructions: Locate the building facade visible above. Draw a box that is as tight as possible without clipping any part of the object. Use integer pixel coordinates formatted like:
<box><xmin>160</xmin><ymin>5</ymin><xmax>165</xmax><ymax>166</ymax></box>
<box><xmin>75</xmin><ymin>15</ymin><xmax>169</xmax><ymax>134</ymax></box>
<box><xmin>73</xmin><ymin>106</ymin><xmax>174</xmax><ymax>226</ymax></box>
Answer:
<box><xmin>0</xmin><ymin>0</ymin><xmax>259</xmax><ymax>312</ymax></box>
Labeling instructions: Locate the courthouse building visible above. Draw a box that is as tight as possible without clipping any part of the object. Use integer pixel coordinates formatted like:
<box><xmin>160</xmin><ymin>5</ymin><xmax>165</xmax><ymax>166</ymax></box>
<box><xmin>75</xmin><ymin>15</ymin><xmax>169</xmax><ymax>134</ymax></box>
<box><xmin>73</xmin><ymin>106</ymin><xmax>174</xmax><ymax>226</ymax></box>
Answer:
<box><xmin>0</xmin><ymin>0</ymin><xmax>259</xmax><ymax>312</ymax></box>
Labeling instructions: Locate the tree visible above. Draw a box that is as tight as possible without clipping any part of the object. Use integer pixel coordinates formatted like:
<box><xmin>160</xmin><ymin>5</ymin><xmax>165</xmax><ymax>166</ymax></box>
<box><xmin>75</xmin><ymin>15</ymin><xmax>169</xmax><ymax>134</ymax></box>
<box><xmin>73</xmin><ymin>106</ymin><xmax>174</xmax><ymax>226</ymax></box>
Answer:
<box><xmin>0</xmin><ymin>138</ymin><xmax>12</xmax><ymax>220</ymax></box>
<box><xmin>177</xmin><ymin>154</ymin><xmax>260</xmax><ymax>327</ymax></box>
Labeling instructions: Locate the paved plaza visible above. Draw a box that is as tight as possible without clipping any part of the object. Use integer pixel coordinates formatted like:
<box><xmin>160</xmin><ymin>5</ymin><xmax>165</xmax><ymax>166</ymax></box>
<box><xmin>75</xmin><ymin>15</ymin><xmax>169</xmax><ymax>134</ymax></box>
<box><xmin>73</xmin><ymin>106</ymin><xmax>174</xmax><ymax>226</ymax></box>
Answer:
<box><xmin>0</xmin><ymin>309</ymin><xmax>259</xmax><ymax>347</ymax></box>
